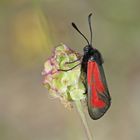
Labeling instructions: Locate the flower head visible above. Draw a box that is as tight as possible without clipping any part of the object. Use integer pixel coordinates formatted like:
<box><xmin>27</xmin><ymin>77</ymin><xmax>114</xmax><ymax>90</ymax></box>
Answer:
<box><xmin>42</xmin><ymin>44</ymin><xmax>86</xmax><ymax>108</ymax></box>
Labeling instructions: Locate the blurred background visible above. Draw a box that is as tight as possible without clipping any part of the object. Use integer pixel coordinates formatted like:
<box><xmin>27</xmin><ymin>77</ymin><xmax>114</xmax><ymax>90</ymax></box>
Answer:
<box><xmin>0</xmin><ymin>0</ymin><xmax>140</xmax><ymax>140</ymax></box>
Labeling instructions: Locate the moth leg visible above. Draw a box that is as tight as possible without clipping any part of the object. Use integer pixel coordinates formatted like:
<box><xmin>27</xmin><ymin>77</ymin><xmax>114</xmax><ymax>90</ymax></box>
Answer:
<box><xmin>58</xmin><ymin>63</ymin><xmax>81</xmax><ymax>72</ymax></box>
<box><xmin>82</xmin><ymin>81</ymin><xmax>87</xmax><ymax>94</ymax></box>
<box><xmin>65</xmin><ymin>57</ymin><xmax>82</xmax><ymax>64</ymax></box>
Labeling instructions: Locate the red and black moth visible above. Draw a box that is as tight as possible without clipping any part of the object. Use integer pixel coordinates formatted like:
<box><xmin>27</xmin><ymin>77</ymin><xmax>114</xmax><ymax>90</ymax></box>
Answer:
<box><xmin>59</xmin><ymin>13</ymin><xmax>111</xmax><ymax>120</ymax></box>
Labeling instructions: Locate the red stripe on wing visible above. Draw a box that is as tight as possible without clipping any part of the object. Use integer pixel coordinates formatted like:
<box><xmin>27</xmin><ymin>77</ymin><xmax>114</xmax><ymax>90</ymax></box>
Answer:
<box><xmin>87</xmin><ymin>61</ymin><xmax>105</xmax><ymax>108</ymax></box>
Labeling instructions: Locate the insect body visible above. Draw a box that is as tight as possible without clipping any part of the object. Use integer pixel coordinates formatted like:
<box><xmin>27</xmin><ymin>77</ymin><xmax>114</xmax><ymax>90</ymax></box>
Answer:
<box><xmin>59</xmin><ymin>13</ymin><xmax>111</xmax><ymax>120</ymax></box>
<box><xmin>82</xmin><ymin>46</ymin><xmax>111</xmax><ymax>120</ymax></box>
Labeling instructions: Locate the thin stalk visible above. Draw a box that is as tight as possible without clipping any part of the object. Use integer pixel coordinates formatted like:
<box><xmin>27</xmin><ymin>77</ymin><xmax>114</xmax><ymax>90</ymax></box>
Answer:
<box><xmin>75</xmin><ymin>100</ymin><xmax>93</xmax><ymax>140</ymax></box>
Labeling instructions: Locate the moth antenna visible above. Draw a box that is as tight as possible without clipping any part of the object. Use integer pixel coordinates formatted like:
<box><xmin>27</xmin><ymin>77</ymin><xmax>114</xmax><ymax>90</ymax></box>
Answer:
<box><xmin>72</xmin><ymin>22</ymin><xmax>90</xmax><ymax>45</ymax></box>
<box><xmin>88</xmin><ymin>13</ymin><xmax>93</xmax><ymax>45</ymax></box>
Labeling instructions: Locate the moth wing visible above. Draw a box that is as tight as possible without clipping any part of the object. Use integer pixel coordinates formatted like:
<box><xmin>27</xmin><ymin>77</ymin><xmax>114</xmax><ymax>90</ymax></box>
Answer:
<box><xmin>87</xmin><ymin>60</ymin><xmax>111</xmax><ymax>120</ymax></box>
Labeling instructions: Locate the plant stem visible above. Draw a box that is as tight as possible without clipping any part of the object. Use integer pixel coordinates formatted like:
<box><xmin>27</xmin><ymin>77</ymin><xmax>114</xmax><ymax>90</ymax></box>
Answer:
<box><xmin>75</xmin><ymin>100</ymin><xmax>93</xmax><ymax>140</ymax></box>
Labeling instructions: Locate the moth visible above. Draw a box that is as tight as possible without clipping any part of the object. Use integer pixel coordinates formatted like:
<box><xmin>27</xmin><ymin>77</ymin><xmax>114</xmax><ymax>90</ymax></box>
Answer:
<box><xmin>59</xmin><ymin>13</ymin><xmax>111</xmax><ymax>120</ymax></box>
